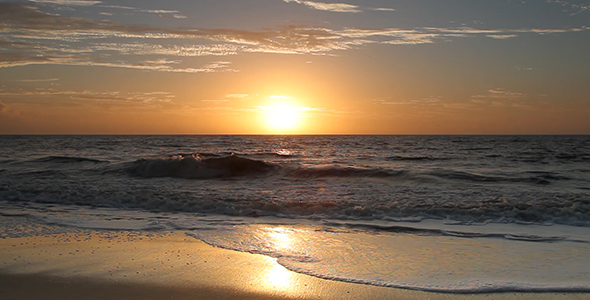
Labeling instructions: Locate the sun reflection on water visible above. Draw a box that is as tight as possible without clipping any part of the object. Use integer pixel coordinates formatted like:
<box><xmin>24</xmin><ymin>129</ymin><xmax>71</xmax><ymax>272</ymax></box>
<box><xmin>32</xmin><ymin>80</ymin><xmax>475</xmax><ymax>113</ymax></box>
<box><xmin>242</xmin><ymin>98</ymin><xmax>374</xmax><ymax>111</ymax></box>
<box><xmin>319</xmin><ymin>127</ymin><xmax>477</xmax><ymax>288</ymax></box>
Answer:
<box><xmin>265</xmin><ymin>258</ymin><xmax>293</xmax><ymax>289</ymax></box>
<box><xmin>259</xmin><ymin>227</ymin><xmax>297</xmax><ymax>291</ymax></box>
<box><xmin>268</xmin><ymin>227</ymin><xmax>293</xmax><ymax>250</ymax></box>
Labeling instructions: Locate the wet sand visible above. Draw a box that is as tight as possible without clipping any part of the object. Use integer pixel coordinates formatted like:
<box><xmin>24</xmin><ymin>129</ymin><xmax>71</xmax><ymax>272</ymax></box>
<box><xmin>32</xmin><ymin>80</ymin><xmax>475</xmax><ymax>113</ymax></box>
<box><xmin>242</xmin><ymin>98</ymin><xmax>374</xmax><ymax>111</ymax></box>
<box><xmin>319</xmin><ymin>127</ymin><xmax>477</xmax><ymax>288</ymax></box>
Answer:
<box><xmin>0</xmin><ymin>231</ymin><xmax>588</xmax><ymax>300</ymax></box>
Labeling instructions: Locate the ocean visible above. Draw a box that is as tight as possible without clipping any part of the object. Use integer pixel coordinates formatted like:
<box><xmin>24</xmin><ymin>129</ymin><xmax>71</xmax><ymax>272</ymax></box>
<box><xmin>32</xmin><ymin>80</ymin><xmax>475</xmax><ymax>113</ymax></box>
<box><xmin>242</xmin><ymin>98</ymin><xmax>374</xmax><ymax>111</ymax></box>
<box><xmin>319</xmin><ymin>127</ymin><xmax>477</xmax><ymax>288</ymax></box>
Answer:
<box><xmin>1</xmin><ymin>135</ymin><xmax>590</xmax><ymax>293</ymax></box>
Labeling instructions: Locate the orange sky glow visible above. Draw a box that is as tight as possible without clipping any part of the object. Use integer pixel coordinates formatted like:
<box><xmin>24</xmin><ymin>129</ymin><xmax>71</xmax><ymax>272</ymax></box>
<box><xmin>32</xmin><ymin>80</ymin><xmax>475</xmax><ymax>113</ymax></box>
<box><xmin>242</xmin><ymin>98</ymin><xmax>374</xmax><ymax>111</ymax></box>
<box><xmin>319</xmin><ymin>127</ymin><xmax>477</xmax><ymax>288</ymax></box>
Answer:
<box><xmin>0</xmin><ymin>1</ymin><xmax>589</xmax><ymax>134</ymax></box>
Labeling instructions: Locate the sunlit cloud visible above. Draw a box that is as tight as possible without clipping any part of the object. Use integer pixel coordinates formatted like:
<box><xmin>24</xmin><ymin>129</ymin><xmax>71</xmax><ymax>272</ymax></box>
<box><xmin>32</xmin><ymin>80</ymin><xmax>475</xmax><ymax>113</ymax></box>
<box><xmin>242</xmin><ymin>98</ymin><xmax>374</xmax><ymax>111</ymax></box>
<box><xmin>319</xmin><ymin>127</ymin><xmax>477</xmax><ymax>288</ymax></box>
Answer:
<box><xmin>470</xmin><ymin>88</ymin><xmax>538</xmax><ymax>108</ymax></box>
<box><xmin>487</xmin><ymin>34</ymin><xmax>518</xmax><ymax>39</ymax></box>
<box><xmin>370</xmin><ymin>7</ymin><xmax>395</xmax><ymax>12</ymax></box>
<box><xmin>141</xmin><ymin>9</ymin><xmax>179</xmax><ymax>14</ymax></box>
<box><xmin>225</xmin><ymin>94</ymin><xmax>251</xmax><ymax>99</ymax></box>
<box><xmin>473</xmin><ymin>88</ymin><xmax>527</xmax><ymax>100</ymax></box>
<box><xmin>379</xmin><ymin>96</ymin><xmax>443</xmax><ymax>105</ymax></box>
<box><xmin>0</xmin><ymin>52</ymin><xmax>236</xmax><ymax>73</ymax></box>
<box><xmin>422</xmin><ymin>26</ymin><xmax>589</xmax><ymax>35</ymax></box>
<box><xmin>0</xmin><ymin>88</ymin><xmax>175</xmax><ymax>105</ymax></box>
<box><xmin>282</xmin><ymin>0</ymin><xmax>394</xmax><ymax>13</ymax></box>
<box><xmin>99</xmin><ymin>4</ymin><xmax>135</xmax><ymax>10</ymax></box>
<box><xmin>1</xmin><ymin>3</ymin><xmax>588</xmax><ymax>74</ymax></box>
<box><xmin>202</xmin><ymin>61</ymin><xmax>237</xmax><ymax>71</ymax></box>
<box><xmin>28</xmin><ymin>0</ymin><xmax>101</xmax><ymax>6</ymax></box>
<box><xmin>15</xmin><ymin>78</ymin><xmax>60</xmax><ymax>82</ymax></box>
<box><xmin>139</xmin><ymin>9</ymin><xmax>187</xmax><ymax>19</ymax></box>
<box><xmin>283</xmin><ymin>0</ymin><xmax>361</xmax><ymax>13</ymax></box>
<box><xmin>141</xmin><ymin>58</ymin><xmax>180</xmax><ymax>65</ymax></box>
<box><xmin>93</xmin><ymin>43</ymin><xmax>242</xmax><ymax>56</ymax></box>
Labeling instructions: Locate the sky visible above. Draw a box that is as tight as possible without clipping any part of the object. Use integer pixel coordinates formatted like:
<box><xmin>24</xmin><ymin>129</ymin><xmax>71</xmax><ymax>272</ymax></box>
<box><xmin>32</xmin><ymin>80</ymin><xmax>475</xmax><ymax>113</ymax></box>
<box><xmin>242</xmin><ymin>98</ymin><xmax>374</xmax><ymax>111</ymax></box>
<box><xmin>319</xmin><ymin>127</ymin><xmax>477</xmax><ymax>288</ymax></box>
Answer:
<box><xmin>0</xmin><ymin>0</ymin><xmax>589</xmax><ymax>134</ymax></box>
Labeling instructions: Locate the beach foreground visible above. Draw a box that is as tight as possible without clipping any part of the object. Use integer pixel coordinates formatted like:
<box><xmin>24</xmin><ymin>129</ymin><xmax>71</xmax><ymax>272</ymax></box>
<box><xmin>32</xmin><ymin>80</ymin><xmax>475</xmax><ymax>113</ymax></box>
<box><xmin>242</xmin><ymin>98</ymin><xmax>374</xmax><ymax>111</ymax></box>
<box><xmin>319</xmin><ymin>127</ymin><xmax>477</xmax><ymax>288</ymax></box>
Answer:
<box><xmin>1</xmin><ymin>229</ymin><xmax>587</xmax><ymax>300</ymax></box>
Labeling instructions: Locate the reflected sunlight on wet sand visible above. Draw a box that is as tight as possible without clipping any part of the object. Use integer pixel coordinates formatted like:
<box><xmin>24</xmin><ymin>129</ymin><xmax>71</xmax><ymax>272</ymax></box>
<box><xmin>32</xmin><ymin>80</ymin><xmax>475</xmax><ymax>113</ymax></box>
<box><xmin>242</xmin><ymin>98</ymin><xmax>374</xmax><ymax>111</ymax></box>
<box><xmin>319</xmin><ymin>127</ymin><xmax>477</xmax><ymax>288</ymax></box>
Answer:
<box><xmin>1</xmin><ymin>229</ymin><xmax>588</xmax><ymax>300</ymax></box>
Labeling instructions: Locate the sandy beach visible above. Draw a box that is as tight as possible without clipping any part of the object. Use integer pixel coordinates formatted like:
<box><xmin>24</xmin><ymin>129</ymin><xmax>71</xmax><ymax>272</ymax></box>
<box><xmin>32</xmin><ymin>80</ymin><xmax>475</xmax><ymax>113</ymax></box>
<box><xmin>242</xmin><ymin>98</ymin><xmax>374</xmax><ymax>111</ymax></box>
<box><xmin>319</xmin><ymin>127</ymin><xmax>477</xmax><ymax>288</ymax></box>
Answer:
<box><xmin>1</xmin><ymin>229</ymin><xmax>588</xmax><ymax>300</ymax></box>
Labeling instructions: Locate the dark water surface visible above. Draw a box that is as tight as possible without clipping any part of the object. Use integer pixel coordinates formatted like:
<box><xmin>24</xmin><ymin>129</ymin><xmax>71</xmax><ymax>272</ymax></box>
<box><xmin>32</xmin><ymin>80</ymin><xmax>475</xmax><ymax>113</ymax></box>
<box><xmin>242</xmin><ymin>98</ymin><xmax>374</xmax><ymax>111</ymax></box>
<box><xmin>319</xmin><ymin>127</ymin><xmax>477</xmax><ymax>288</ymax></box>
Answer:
<box><xmin>1</xmin><ymin>135</ymin><xmax>588</xmax><ymax>225</ymax></box>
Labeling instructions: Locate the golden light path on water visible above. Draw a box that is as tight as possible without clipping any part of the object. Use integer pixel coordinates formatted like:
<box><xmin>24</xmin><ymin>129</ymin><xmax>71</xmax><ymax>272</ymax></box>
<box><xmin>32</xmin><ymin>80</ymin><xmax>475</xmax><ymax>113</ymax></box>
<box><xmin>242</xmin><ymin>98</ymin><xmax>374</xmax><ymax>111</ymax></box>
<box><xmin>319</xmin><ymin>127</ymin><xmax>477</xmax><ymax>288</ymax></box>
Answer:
<box><xmin>265</xmin><ymin>259</ymin><xmax>294</xmax><ymax>290</ymax></box>
<box><xmin>262</xmin><ymin>227</ymin><xmax>295</xmax><ymax>290</ymax></box>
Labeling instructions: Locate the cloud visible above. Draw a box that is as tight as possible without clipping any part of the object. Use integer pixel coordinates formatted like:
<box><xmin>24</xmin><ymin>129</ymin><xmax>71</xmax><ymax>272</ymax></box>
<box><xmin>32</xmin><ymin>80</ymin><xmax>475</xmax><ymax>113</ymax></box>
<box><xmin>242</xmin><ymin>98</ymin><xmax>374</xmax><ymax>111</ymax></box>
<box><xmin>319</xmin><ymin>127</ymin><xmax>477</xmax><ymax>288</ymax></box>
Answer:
<box><xmin>141</xmin><ymin>9</ymin><xmax>179</xmax><ymax>14</ymax></box>
<box><xmin>473</xmin><ymin>88</ymin><xmax>527</xmax><ymax>100</ymax></box>
<box><xmin>487</xmin><ymin>34</ymin><xmax>518</xmax><ymax>39</ymax></box>
<box><xmin>225</xmin><ymin>94</ymin><xmax>250</xmax><ymax>99</ymax></box>
<box><xmin>421</xmin><ymin>26</ymin><xmax>588</xmax><ymax>36</ymax></box>
<box><xmin>139</xmin><ymin>9</ymin><xmax>187</xmax><ymax>19</ymax></box>
<box><xmin>28</xmin><ymin>0</ymin><xmax>101</xmax><ymax>6</ymax></box>
<box><xmin>99</xmin><ymin>5</ymin><xmax>135</xmax><ymax>10</ymax></box>
<box><xmin>92</xmin><ymin>43</ymin><xmax>241</xmax><ymax>56</ymax></box>
<box><xmin>0</xmin><ymin>51</ymin><xmax>237</xmax><ymax>73</ymax></box>
<box><xmin>470</xmin><ymin>88</ymin><xmax>537</xmax><ymax>108</ymax></box>
<box><xmin>546</xmin><ymin>0</ymin><xmax>590</xmax><ymax>15</ymax></box>
<box><xmin>282</xmin><ymin>0</ymin><xmax>394</xmax><ymax>13</ymax></box>
<box><xmin>97</xmin><ymin>4</ymin><xmax>187</xmax><ymax>18</ymax></box>
<box><xmin>283</xmin><ymin>0</ymin><xmax>361</xmax><ymax>13</ymax></box>
<box><xmin>0</xmin><ymin>88</ymin><xmax>176</xmax><ymax>105</ymax></box>
<box><xmin>379</xmin><ymin>96</ymin><xmax>443</xmax><ymax>105</ymax></box>
<box><xmin>15</xmin><ymin>78</ymin><xmax>60</xmax><ymax>82</ymax></box>
<box><xmin>370</xmin><ymin>7</ymin><xmax>395</xmax><ymax>12</ymax></box>
<box><xmin>1</xmin><ymin>3</ymin><xmax>589</xmax><ymax>73</ymax></box>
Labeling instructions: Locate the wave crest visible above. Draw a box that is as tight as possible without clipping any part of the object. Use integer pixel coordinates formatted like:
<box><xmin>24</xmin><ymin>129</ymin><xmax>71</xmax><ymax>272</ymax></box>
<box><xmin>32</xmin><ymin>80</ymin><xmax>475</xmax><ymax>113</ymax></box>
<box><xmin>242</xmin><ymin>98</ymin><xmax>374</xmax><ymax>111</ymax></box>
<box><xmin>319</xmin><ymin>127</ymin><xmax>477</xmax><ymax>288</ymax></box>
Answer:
<box><xmin>130</xmin><ymin>154</ymin><xmax>275</xmax><ymax>179</ymax></box>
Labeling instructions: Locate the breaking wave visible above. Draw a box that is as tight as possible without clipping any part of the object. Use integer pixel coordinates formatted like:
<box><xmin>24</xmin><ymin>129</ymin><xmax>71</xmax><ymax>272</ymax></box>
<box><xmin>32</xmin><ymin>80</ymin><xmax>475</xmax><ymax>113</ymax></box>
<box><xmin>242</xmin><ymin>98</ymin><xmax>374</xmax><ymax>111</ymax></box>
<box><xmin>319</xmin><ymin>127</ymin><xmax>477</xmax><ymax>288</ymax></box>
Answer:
<box><xmin>124</xmin><ymin>154</ymin><xmax>568</xmax><ymax>186</ymax></box>
<box><xmin>129</xmin><ymin>154</ymin><xmax>275</xmax><ymax>179</ymax></box>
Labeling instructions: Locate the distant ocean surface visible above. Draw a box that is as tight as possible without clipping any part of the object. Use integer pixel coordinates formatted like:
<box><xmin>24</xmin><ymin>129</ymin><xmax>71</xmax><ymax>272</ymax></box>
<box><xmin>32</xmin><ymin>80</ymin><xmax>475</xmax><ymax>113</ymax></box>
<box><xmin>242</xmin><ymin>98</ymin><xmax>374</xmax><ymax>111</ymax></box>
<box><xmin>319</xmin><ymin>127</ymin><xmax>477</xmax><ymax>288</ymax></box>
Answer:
<box><xmin>1</xmin><ymin>135</ymin><xmax>590</xmax><ymax>293</ymax></box>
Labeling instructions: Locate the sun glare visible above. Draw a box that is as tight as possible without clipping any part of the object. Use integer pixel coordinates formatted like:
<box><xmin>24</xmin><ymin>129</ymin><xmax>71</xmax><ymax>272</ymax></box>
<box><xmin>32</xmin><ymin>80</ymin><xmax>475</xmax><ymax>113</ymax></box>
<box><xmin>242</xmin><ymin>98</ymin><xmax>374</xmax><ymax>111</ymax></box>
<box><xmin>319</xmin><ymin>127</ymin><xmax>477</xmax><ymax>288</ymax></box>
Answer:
<box><xmin>264</xmin><ymin>99</ymin><xmax>301</xmax><ymax>132</ymax></box>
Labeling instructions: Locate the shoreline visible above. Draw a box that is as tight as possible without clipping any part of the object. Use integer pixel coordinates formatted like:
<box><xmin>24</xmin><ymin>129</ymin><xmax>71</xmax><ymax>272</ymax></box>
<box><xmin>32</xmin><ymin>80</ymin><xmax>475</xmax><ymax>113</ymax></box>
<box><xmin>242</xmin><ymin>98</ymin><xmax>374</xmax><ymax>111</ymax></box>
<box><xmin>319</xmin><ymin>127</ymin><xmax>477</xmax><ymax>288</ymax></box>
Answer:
<box><xmin>1</xmin><ymin>230</ymin><xmax>589</xmax><ymax>300</ymax></box>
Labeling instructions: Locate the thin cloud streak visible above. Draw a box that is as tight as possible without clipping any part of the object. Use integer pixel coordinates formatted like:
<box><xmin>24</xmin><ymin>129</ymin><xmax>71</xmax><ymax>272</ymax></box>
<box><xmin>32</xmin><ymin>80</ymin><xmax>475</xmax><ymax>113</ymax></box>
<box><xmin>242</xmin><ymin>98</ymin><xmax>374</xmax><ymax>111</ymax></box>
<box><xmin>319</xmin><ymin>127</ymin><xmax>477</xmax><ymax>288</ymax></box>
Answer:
<box><xmin>28</xmin><ymin>0</ymin><xmax>101</xmax><ymax>6</ymax></box>
<box><xmin>283</xmin><ymin>0</ymin><xmax>362</xmax><ymax>13</ymax></box>
<box><xmin>282</xmin><ymin>0</ymin><xmax>394</xmax><ymax>13</ymax></box>
<box><xmin>0</xmin><ymin>88</ymin><xmax>176</xmax><ymax>105</ymax></box>
<box><xmin>487</xmin><ymin>34</ymin><xmax>518</xmax><ymax>39</ymax></box>
<box><xmin>470</xmin><ymin>88</ymin><xmax>538</xmax><ymax>108</ymax></box>
<box><xmin>0</xmin><ymin>53</ymin><xmax>237</xmax><ymax>73</ymax></box>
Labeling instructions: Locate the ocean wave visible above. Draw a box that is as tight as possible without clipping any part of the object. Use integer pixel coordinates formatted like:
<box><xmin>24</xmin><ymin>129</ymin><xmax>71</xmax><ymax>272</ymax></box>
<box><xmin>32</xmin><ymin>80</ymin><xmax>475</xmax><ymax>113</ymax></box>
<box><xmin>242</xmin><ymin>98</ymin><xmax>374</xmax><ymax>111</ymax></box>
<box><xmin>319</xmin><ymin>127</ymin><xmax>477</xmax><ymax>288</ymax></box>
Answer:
<box><xmin>243</xmin><ymin>151</ymin><xmax>298</xmax><ymax>158</ymax></box>
<box><xmin>129</xmin><ymin>154</ymin><xmax>275</xmax><ymax>179</ymax></box>
<box><xmin>33</xmin><ymin>156</ymin><xmax>108</xmax><ymax>164</ymax></box>
<box><xmin>284</xmin><ymin>165</ymin><xmax>396</xmax><ymax>179</ymax></box>
<box><xmin>321</xmin><ymin>221</ymin><xmax>587</xmax><ymax>244</ymax></box>
<box><xmin>426</xmin><ymin>169</ymin><xmax>554</xmax><ymax>185</ymax></box>
<box><xmin>125</xmin><ymin>155</ymin><xmax>568</xmax><ymax>185</ymax></box>
<box><xmin>127</xmin><ymin>154</ymin><xmax>398</xmax><ymax>180</ymax></box>
<box><xmin>386</xmin><ymin>155</ymin><xmax>449</xmax><ymax>161</ymax></box>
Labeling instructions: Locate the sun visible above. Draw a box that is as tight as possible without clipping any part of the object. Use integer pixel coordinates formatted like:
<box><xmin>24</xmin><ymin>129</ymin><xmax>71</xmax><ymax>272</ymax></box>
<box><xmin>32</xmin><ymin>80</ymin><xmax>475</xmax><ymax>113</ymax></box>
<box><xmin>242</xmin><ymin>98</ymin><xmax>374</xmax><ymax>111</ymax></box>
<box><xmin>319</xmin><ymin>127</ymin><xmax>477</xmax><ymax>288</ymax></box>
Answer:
<box><xmin>264</xmin><ymin>100</ymin><xmax>301</xmax><ymax>131</ymax></box>
<box><xmin>267</xmin><ymin>104</ymin><xmax>298</xmax><ymax>130</ymax></box>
